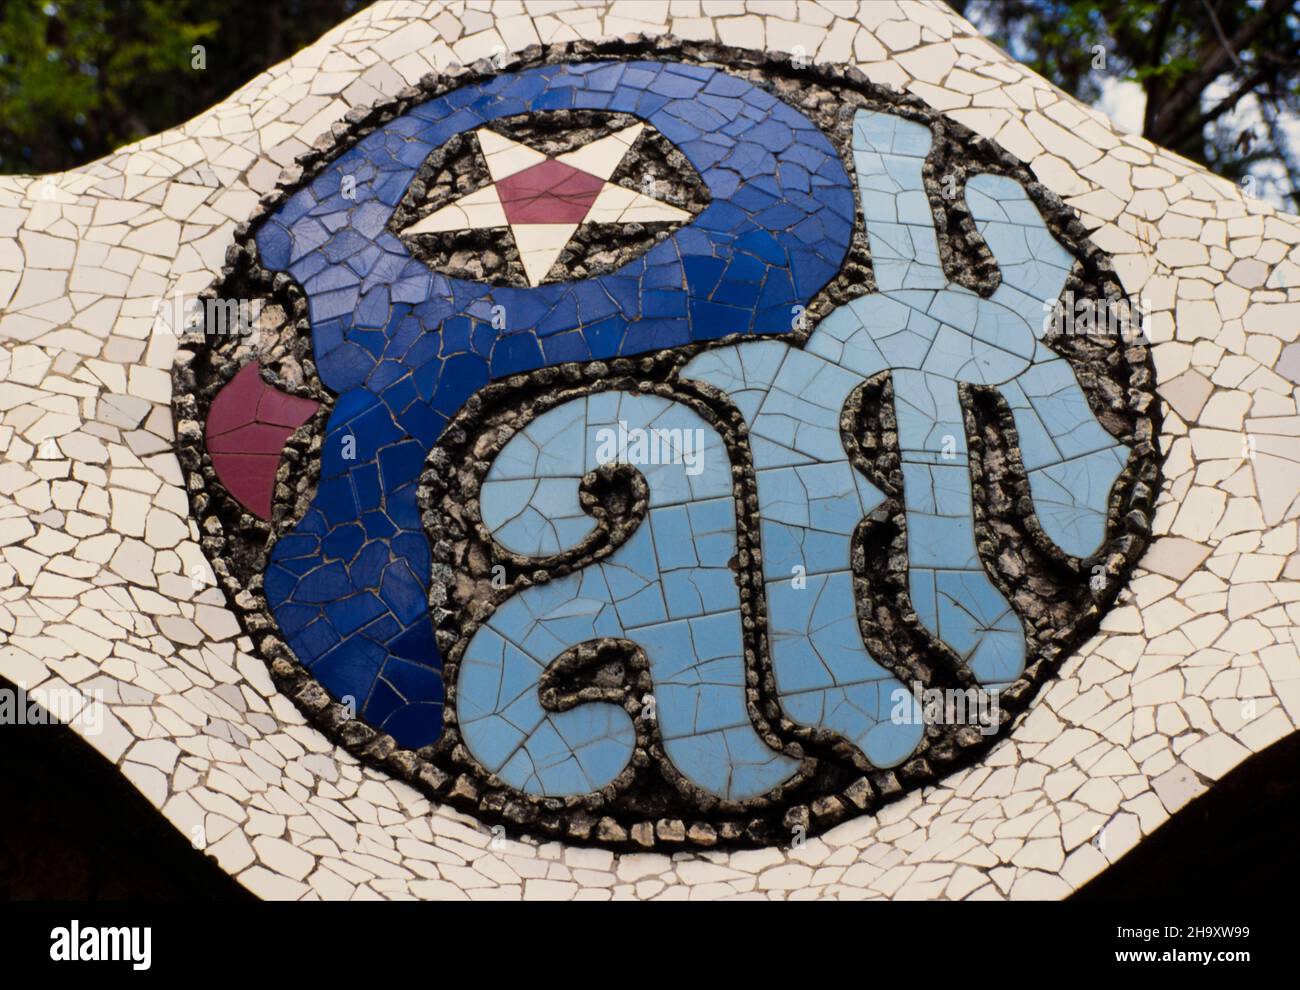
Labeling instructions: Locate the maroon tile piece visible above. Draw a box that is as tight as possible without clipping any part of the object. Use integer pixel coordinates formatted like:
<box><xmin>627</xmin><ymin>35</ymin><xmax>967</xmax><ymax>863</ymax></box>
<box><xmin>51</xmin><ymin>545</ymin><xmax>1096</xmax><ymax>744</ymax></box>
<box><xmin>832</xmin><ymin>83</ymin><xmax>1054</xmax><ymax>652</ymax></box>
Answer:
<box><xmin>496</xmin><ymin>159</ymin><xmax>604</xmax><ymax>224</ymax></box>
<box><xmin>210</xmin><ymin>453</ymin><xmax>281</xmax><ymax>518</ymax></box>
<box><xmin>207</xmin><ymin>359</ymin><xmax>265</xmax><ymax>428</ymax></box>
<box><xmin>258</xmin><ymin>383</ymin><xmax>321</xmax><ymax>427</ymax></box>
<box><xmin>208</xmin><ymin>423</ymin><xmax>299</xmax><ymax>456</ymax></box>
<box><xmin>205</xmin><ymin>362</ymin><xmax>319</xmax><ymax>519</ymax></box>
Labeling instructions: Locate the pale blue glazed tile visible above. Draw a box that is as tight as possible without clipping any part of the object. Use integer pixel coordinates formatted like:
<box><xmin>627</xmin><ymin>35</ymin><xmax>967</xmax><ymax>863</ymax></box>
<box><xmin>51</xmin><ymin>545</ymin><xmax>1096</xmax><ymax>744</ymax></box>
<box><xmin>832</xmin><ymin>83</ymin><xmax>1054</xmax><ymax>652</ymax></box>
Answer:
<box><xmin>662</xmin><ymin>565</ymin><xmax>734</xmax><ymax>618</ymax></box>
<box><xmin>767</xmin><ymin>577</ymin><xmax>835</xmax><ymax>693</ymax></box>
<box><xmin>929</xmin><ymin>462</ymin><xmax>975</xmax><ymax>517</ymax></box>
<box><xmin>933</xmin><ymin>568</ymin><xmax>1025</xmax><ymax>684</ymax></box>
<box><xmin>976</xmin><ymin>221</ymin><xmax>1033</xmax><ymax>266</ymax></box>
<box><xmin>758</xmin><ymin>465</ymin><xmax>811</xmax><ymax>529</ymax></box>
<box><xmin>735</xmin><ymin>341</ymin><xmax>790</xmax><ymax>389</ymax></box>
<box><xmin>634</xmin><ymin>619</ymin><xmax>695</xmax><ymax>681</ymax></box>
<box><xmin>788</xmin><ymin>418</ymin><xmax>851</xmax><ymax>464</ymax></box>
<box><xmin>649</xmin><ymin>504</ymin><xmax>698</xmax><ymax>570</ymax></box>
<box><xmin>802</xmin><ymin>572</ymin><xmax>876</xmax><ymax>684</ymax></box>
<box><xmin>879</xmin><ymin>307</ymin><xmax>942</xmax><ymax>369</ymax></box>
<box><xmin>749</xmin><ymin>406</ymin><xmax>801</xmax><ymax>456</ymax></box>
<box><xmin>999</xmin><ymin>380</ymin><xmax>1061</xmax><ymax>471</ymax></box>
<box><xmin>1028</xmin><ymin>446</ymin><xmax>1126</xmax><ymax>557</ymax></box>
<box><xmin>570</xmin><ymin>710</ymin><xmax>637</xmax><ymax>787</ymax></box>
<box><xmin>801</xmin><ymin>462</ymin><xmax>867</xmax><ymax>533</ymax></box>
<box><xmin>685</xmin><ymin>497</ymin><xmax>735</xmax><ymax>565</ymax></box>
<box><xmin>973</xmin><ymin>301</ymin><xmax>1036</xmax><ymax>361</ymax></box>
<box><xmin>963</xmin><ymin>182</ymin><xmax>1003</xmax><ymax>221</ymax></box>
<box><xmin>1019</xmin><ymin>357</ymin><xmax>1121</xmax><ymax>460</ymax></box>
<box><xmin>480</xmin><ymin>477</ymin><xmax>539</xmax><ymax>532</ymax></box>
<box><xmin>608</xmin><ymin>581</ymin><xmax>668</xmax><ymax>629</ymax></box>
<box><xmin>901</xmin><ymin>511</ymin><xmax>978</xmax><ymax>569</ymax></box>
<box><xmin>530</xmin><ymin>477</ymin><xmax>585</xmax><ymax>518</ymax></box>
<box><xmin>759</xmin><ymin>518</ymin><xmax>807</xmax><ymax>576</ymax></box>
<box><xmin>896</xmin><ymin>190</ymin><xmax>933</xmax><ymax>226</ymax></box>
<box><xmin>689</xmin><ymin>609</ymin><xmax>745</xmax><ymax>665</ymax></box>
<box><xmin>455</xmin><ymin>630</ymin><xmax>510</xmax><ymax>723</ymax></box>
<box><xmin>462</xmin><ymin>389</ymin><xmax>809</xmax><ymax>799</ymax></box>
<box><xmin>858</xmin><ymin>705</ymin><xmax>926</xmax><ymax>768</ymax></box>
<box><xmin>909</xmin><ymin>566</ymin><xmax>939</xmax><ymax>632</ymax></box>
<box><xmin>721</xmin><ymin>724</ymin><xmax>795</xmax><ymax>772</ymax></box>
<box><xmin>585</xmin><ymin>389</ymin><xmax>621</xmax><ymax>425</ymax></box>
<box><xmin>505</xmin><ymin>720</ymin><xmax>584</xmax><ymax>795</ymax></box>
<box><xmin>781</xmin><ymin>686</ymin><xmax>827</xmax><ymax>726</ymax></box>
<box><xmin>857</xmin><ymin>186</ymin><xmax>899</xmax><ymax>222</ymax></box>
<box><xmin>929</xmin><ymin>286</ymin><xmax>982</xmax><ymax>333</ymax></box>
<box><xmin>967</xmin><ymin>630</ymin><xmax>1025</xmax><ymax>689</ymax></box>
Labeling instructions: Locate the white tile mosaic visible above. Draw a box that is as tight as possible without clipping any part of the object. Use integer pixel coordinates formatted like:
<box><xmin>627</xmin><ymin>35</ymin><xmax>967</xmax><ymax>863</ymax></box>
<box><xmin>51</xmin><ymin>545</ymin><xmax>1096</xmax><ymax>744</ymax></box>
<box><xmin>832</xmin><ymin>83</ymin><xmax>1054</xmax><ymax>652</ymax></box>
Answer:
<box><xmin>0</xmin><ymin>0</ymin><xmax>1296</xmax><ymax>901</ymax></box>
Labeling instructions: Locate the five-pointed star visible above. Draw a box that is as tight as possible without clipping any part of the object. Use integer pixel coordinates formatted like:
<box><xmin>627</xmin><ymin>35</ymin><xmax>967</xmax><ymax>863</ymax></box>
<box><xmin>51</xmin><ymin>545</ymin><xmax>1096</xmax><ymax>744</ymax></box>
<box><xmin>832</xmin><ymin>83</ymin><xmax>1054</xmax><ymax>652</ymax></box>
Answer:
<box><xmin>400</xmin><ymin>124</ymin><xmax>692</xmax><ymax>285</ymax></box>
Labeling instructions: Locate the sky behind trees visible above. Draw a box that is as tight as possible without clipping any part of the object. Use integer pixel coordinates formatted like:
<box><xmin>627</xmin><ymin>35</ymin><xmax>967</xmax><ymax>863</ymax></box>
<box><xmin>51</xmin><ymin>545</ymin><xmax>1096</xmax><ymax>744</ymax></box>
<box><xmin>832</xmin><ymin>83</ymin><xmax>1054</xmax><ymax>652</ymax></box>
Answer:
<box><xmin>952</xmin><ymin>0</ymin><xmax>1300</xmax><ymax>211</ymax></box>
<box><xmin>2</xmin><ymin>1</ymin><xmax>1298</xmax><ymax>211</ymax></box>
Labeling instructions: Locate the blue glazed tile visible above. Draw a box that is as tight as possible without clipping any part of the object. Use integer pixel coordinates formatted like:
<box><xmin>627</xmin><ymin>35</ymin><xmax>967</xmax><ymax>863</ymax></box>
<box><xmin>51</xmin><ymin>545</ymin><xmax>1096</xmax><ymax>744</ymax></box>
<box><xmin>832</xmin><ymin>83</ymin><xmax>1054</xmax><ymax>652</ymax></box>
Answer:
<box><xmin>379</xmin><ymin>561</ymin><xmax>427</xmax><ymax>624</ymax></box>
<box><xmin>350</xmin><ymin>541</ymin><xmax>388</xmax><ymax>590</ymax></box>
<box><xmin>325</xmin><ymin>591</ymin><xmax>387</xmax><ymax>637</ymax></box>
<box><xmin>256</xmin><ymin>222</ymin><xmax>291</xmax><ymax>269</ymax></box>
<box><xmin>380</xmin><ymin>701</ymin><xmax>444</xmax><ymax>749</ymax></box>
<box><xmin>361</xmin><ymin>613</ymin><xmax>402</xmax><ymax>646</ymax></box>
<box><xmin>298</xmin><ymin>617</ymin><xmax>341</xmax><ymax>658</ymax></box>
<box><xmin>257</xmin><ymin>61</ymin><xmax>890</xmax><ymax>780</ymax></box>
<box><xmin>310</xmin><ymin>635</ymin><xmax>386</xmax><ymax>703</ymax></box>
<box><xmin>322</xmin><ymin>523</ymin><xmax>364</xmax><ymax>563</ymax></box>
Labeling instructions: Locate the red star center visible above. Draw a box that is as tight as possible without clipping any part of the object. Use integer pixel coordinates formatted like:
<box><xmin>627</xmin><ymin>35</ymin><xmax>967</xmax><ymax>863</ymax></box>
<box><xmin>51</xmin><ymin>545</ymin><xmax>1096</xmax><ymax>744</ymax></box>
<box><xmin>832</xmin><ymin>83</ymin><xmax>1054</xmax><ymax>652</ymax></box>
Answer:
<box><xmin>399</xmin><ymin>124</ymin><xmax>692</xmax><ymax>285</ymax></box>
<box><xmin>496</xmin><ymin>159</ymin><xmax>606</xmax><ymax>224</ymax></box>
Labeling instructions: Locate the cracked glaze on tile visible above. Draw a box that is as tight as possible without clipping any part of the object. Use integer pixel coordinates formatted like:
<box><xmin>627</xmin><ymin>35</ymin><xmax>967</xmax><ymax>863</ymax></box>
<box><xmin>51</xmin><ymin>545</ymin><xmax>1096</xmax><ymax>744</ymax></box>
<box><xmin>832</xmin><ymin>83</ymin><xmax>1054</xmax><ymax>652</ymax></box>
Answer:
<box><xmin>468</xmin><ymin>391</ymin><xmax>804</xmax><ymax>799</ymax></box>
<box><xmin>1</xmin><ymin>0</ymin><xmax>1297</xmax><ymax>901</ymax></box>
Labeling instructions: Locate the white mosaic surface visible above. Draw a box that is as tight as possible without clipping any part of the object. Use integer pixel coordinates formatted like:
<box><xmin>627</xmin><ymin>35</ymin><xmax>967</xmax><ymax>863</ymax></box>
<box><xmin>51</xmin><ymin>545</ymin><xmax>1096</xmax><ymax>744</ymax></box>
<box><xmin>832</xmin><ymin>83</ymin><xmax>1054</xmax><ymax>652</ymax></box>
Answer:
<box><xmin>1</xmin><ymin>0</ymin><xmax>1298</xmax><ymax>901</ymax></box>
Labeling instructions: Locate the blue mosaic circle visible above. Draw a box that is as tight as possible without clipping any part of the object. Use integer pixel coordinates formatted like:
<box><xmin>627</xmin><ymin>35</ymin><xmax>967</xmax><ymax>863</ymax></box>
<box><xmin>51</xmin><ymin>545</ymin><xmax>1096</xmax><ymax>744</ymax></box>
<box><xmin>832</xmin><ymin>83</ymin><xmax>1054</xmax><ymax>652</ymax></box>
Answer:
<box><xmin>179</xmin><ymin>44</ymin><xmax>1158</xmax><ymax>848</ymax></box>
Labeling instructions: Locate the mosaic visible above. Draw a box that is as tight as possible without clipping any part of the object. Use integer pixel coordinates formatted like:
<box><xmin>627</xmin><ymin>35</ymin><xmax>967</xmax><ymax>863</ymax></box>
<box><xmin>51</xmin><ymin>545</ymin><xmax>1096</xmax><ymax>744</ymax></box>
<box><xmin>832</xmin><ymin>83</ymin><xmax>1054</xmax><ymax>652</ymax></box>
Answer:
<box><xmin>174</xmin><ymin>40</ymin><xmax>1159</xmax><ymax>850</ymax></box>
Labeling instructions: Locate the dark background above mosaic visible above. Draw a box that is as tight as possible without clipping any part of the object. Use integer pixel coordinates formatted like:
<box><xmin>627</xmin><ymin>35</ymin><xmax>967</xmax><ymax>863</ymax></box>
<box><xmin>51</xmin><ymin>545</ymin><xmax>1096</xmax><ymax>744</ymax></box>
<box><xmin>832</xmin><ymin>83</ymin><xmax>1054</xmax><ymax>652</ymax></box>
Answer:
<box><xmin>6</xmin><ymin>1</ymin><xmax>1297</xmax><ymax>213</ymax></box>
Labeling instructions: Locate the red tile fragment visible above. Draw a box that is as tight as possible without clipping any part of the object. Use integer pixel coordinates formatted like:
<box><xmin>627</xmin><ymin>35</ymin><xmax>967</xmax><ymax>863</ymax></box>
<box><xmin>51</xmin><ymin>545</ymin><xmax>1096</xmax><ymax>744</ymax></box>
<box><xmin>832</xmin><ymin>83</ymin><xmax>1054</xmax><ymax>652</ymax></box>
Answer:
<box><xmin>496</xmin><ymin>159</ymin><xmax>605</xmax><ymax>224</ymax></box>
<box><xmin>205</xmin><ymin>363</ymin><xmax>319</xmax><ymax>519</ymax></box>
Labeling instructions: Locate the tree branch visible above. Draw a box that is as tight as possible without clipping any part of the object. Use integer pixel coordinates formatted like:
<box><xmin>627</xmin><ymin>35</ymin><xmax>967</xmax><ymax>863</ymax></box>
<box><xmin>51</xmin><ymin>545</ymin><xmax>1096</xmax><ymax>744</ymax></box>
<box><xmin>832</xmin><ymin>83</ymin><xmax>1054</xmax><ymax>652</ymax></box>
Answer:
<box><xmin>1166</xmin><ymin>63</ymin><xmax>1277</xmax><ymax>150</ymax></box>
<box><xmin>1201</xmin><ymin>0</ymin><xmax>1243</xmax><ymax>70</ymax></box>
<box><xmin>1147</xmin><ymin>0</ymin><xmax>1178</xmax><ymax>68</ymax></box>
<box><xmin>1146</xmin><ymin>0</ymin><xmax>1291</xmax><ymax>143</ymax></box>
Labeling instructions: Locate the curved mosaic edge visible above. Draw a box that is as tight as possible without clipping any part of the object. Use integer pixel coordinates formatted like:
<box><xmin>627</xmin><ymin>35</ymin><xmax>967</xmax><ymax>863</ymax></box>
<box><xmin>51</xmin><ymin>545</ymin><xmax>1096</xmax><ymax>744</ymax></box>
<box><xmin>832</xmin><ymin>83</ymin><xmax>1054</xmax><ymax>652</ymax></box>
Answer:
<box><xmin>171</xmin><ymin>35</ymin><xmax>1161</xmax><ymax>851</ymax></box>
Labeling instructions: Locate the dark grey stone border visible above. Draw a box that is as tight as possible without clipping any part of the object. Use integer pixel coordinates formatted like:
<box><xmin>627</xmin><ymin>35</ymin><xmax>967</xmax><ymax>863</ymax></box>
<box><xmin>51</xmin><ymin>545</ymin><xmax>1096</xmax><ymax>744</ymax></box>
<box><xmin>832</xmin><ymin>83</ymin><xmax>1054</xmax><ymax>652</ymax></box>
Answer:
<box><xmin>172</xmin><ymin>36</ymin><xmax>1161</xmax><ymax>852</ymax></box>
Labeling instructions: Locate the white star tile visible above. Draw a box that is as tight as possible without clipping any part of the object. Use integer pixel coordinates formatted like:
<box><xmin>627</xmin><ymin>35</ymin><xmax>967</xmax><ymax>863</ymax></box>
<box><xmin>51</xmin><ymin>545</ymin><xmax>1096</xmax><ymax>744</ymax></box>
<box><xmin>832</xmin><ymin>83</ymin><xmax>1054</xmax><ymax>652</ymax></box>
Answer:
<box><xmin>512</xmin><ymin>222</ymin><xmax>580</xmax><ymax>285</ymax></box>
<box><xmin>398</xmin><ymin>124</ymin><xmax>693</xmax><ymax>285</ymax></box>
<box><xmin>404</xmin><ymin>184</ymin><xmax>507</xmax><ymax>234</ymax></box>
<box><xmin>555</xmin><ymin>123</ymin><xmax>645</xmax><ymax>180</ymax></box>
<box><xmin>585</xmin><ymin>183</ymin><xmax>691</xmax><ymax>224</ymax></box>
<box><xmin>476</xmin><ymin>128</ymin><xmax>547</xmax><ymax>181</ymax></box>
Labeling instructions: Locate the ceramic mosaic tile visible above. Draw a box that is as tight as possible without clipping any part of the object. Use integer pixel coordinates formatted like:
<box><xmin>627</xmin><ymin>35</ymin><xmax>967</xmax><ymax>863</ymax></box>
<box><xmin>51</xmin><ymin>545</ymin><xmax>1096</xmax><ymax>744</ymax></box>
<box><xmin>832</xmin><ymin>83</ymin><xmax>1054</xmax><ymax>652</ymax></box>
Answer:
<box><xmin>1</xmin><ymin>0</ymin><xmax>1297</xmax><ymax>902</ymax></box>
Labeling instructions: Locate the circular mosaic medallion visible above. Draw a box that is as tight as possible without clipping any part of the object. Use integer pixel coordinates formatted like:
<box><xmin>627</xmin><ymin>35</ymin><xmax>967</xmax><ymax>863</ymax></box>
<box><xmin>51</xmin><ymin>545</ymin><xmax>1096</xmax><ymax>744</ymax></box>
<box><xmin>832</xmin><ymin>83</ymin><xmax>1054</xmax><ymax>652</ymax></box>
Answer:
<box><xmin>173</xmin><ymin>39</ymin><xmax>1161</xmax><ymax>850</ymax></box>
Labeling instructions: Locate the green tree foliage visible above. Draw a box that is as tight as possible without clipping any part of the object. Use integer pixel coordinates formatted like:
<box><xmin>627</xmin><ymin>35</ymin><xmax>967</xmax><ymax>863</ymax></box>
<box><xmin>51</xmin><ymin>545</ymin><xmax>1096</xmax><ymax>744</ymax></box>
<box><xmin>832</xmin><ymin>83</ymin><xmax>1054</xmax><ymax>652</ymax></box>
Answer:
<box><xmin>0</xmin><ymin>0</ymin><xmax>365</xmax><ymax>174</ymax></box>
<box><xmin>4</xmin><ymin>1</ymin><xmax>1297</xmax><ymax>209</ymax></box>
<box><xmin>952</xmin><ymin>0</ymin><xmax>1300</xmax><ymax>209</ymax></box>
